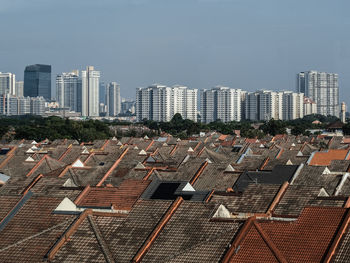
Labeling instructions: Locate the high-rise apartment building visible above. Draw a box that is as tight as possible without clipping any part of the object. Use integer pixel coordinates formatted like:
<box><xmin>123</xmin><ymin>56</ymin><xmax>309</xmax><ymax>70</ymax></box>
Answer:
<box><xmin>56</xmin><ymin>71</ymin><xmax>81</xmax><ymax>112</ymax></box>
<box><xmin>121</xmin><ymin>100</ymin><xmax>136</xmax><ymax>114</ymax></box>
<box><xmin>303</xmin><ymin>97</ymin><xmax>317</xmax><ymax>116</ymax></box>
<box><xmin>0</xmin><ymin>94</ymin><xmax>44</xmax><ymax>116</ymax></box>
<box><xmin>281</xmin><ymin>91</ymin><xmax>304</xmax><ymax>120</ymax></box>
<box><xmin>106</xmin><ymin>82</ymin><xmax>121</xmax><ymax>116</ymax></box>
<box><xmin>200</xmin><ymin>86</ymin><xmax>241</xmax><ymax>123</ymax></box>
<box><xmin>0</xmin><ymin>72</ymin><xmax>16</xmax><ymax>95</ymax></box>
<box><xmin>243</xmin><ymin>90</ymin><xmax>303</xmax><ymax>121</ymax></box>
<box><xmin>81</xmin><ymin>66</ymin><xmax>100</xmax><ymax>117</ymax></box>
<box><xmin>24</xmin><ymin>64</ymin><xmax>51</xmax><ymax>100</ymax></box>
<box><xmin>136</xmin><ymin>84</ymin><xmax>197</xmax><ymax>122</ymax></box>
<box><xmin>15</xmin><ymin>81</ymin><xmax>24</xmax><ymax>97</ymax></box>
<box><xmin>297</xmin><ymin>71</ymin><xmax>339</xmax><ymax>117</ymax></box>
<box><xmin>244</xmin><ymin>90</ymin><xmax>283</xmax><ymax>121</ymax></box>
<box><xmin>341</xmin><ymin>102</ymin><xmax>346</xmax><ymax>123</ymax></box>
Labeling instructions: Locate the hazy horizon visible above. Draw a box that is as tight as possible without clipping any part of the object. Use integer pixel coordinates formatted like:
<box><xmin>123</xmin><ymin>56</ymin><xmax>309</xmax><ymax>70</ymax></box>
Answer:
<box><xmin>1</xmin><ymin>0</ymin><xmax>349</xmax><ymax>103</ymax></box>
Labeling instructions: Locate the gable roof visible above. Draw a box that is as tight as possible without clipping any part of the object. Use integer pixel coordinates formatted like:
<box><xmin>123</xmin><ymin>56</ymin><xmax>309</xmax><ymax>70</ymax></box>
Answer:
<box><xmin>226</xmin><ymin>207</ymin><xmax>349</xmax><ymax>263</ymax></box>
<box><xmin>233</xmin><ymin>165</ymin><xmax>299</xmax><ymax>192</ymax></box>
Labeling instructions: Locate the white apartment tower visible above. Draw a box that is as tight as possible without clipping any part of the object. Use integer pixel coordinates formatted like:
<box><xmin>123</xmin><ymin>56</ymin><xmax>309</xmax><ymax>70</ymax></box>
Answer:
<box><xmin>303</xmin><ymin>97</ymin><xmax>317</xmax><ymax>116</ymax></box>
<box><xmin>341</xmin><ymin>102</ymin><xmax>346</xmax><ymax>123</ymax></box>
<box><xmin>282</xmin><ymin>91</ymin><xmax>304</xmax><ymax>120</ymax></box>
<box><xmin>56</xmin><ymin>71</ymin><xmax>81</xmax><ymax>112</ymax></box>
<box><xmin>200</xmin><ymin>86</ymin><xmax>241</xmax><ymax>123</ymax></box>
<box><xmin>15</xmin><ymin>81</ymin><xmax>24</xmax><ymax>97</ymax></box>
<box><xmin>106</xmin><ymin>82</ymin><xmax>121</xmax><ymax>116</ymax></box>
<box><xmin>81</xmin><ymin>66</ymin><xmax>100</xmax><ymax>117</ymax></box>
<box><xmin>0</xmin><ymin>72</ymin><xmax>16</xmax><ymax>95</ymax></box>
<box><xmin>136</xmin><ymin>84</ymin><xmax>197</xmax><ymax>122</ymax></box>
<box><xmin>245</xmin><ymin>90</ymin><xmax>283</xmax><ymax>121</ymax></box>
<box><xmin>297</xmin><ymin>71</ymin><xmax>339</xmax><ymax>117</ymax></box>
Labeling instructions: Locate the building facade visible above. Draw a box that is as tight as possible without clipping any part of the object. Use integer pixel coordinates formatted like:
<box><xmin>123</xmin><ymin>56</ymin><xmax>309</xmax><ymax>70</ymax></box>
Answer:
<box><xmin>0</xmin><ymin>94</ymin><xmax>44</xmax><ymax>116</ymax></box>
<box><xmin>136</xmin><ymin>84</ymin><xmax>197</xmax><ymax>122</ymax></box>
<box><xmin>281</xmin><ymin>91</ymin><xmax>304</xmax><ymax>120</ymax></box>
<box><xmin>24</xmin><ymin>64</ymin><xmax>51</xmax><ymax>100</ymax></box>
<box><xmin>200</xmin><ymin>86</ymin><xmax>241</xmax><ymax>123</ymax></box>
<box><xmin>81</xmin><ymin>66</ymin><xmax>100</xmax><ymax>117</ymax></box>
<box><xmin>106</xmin><ymin>82</ymin><xmax>121</xmax><ymax>117</ymax></box>
<box><xmin>121</xmin><ymin>100</ymin><xmax>136</xmax><ymax>114</ymax></box>
<box><xmin>303</xmin><ymin>97</ymin><xmax>317</xmax><ymax>116</ymax></box>
<box><xmin>15</xmin><ymin>81</ymin><xmax>24</xmax><ymax>97</ymax></box>
<box><xmin>56</xmin><ymin>71</ymin><xmax>81</xmax><ymax>112</ymax></box>
<box><xmin>297</xmin><ymin>71</ymin><xmax>339</xmax><ymax>117</ymax></box>
<box><xmin>0</xmin><ymin>72</ymin><xmax>16</xmax><ymax>95</ymax></box>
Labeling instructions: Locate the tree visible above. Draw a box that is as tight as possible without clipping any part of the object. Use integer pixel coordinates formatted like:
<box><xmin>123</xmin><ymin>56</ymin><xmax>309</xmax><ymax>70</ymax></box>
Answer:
<box><xmin>260</xmin><ymin>119</ymin><xmax>287</xmax><ymax>136</ymax></box>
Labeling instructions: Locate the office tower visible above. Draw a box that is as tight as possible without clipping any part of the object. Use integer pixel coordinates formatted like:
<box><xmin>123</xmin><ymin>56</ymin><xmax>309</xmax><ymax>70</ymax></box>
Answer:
<box><xmin>99</xmin><ymin>82</ymin><xmax>106</xmax><ymax>104</ymax></box>
<box><xmin>303</xmin><ymin>97</ymin><xmax>317</xmax><ymax>116</ymax></box>
<box><xmin>136</xmin><ymin>84</ymin><xmax>197</xmax><ymax>122</ymax></box>
<box><xmin>24</xmin><ymin>64</ymin><xmax>51</xmax><ymax>100</ymax></box>
<box><xmin>200</xmin><ymin>86</ymin><xmax>241</xmax><ymax>123</ymax></box>
<box><xmin>0</xmin><ymin>72</ymin><xmax>16</xmax><ymax>95</ymax></box>
<box><xmin>81</xmin><ymin>66</ymin><xmax>100</xmax><ymax>117</ymax></box>
<box><xmin>297</xmin><ymin>71</ymin><xmax>339</xmax><ymax>117</ymax></box>
<box><xmin>106</xmin><ymin>82</ymin><xmax>121</xmax><ymax>116</ymax></box>
<box><xmin>341</xmin><ymin>102</ymin><xmax>346</xmax><ymax>123</ymax></box>
<box><xmin>15</xmin><ymin>81</ymin><xmax>24</xmax><ymax>97</ymax></box>
<box><xmin>281</xmin><ymin>91</ymin><xmax>304</xmax><ymax>120</ymax></box>
<box><xmin>56</xmin><ymin>71</ymin><xmax>81</xmax><ymax>112</ymax></box>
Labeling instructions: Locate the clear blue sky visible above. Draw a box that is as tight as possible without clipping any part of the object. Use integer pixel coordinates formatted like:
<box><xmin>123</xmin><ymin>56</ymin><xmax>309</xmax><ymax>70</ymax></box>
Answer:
<box><xmin>1</xmin><ymin>0</ymin><xmax>350</xmax><ymax>103</ymax></box>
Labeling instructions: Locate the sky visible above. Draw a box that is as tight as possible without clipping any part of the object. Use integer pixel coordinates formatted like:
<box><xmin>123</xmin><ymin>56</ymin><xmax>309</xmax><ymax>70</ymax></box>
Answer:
<box><xmin>1</xmin><ymin>0</ymin><xmax>350</xmax><ymax>103</ymax></box>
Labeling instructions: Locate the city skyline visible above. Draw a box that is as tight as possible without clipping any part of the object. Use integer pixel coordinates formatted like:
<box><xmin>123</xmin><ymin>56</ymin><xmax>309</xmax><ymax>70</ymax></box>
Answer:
<box><xmin>1</xmin><ymin>0</ymin><xmax>349</xmax><ymax>104</ymax></box>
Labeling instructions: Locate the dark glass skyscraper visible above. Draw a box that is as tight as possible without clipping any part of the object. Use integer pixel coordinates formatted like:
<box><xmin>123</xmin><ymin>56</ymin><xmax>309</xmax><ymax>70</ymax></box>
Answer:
<box><xmin>24</xmin><ymin>64</ymin><xmax>51</xmax><ymax>100</ymax></box>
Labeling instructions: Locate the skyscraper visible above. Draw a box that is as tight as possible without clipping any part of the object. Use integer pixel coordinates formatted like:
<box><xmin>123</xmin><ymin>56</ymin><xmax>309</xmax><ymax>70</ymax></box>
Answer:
<box><xmin>136</xmin><ymin>84</ymin><xmax>197</xmax><ymax>122</ymax></box>
<box><xmin>56</xmin><ymin>71</ymin><xmax>81</xmax><ymax>112</ymax></box>
<box><xmin>106</xmin><ymin>82</ymin><xmax>121</xmax><ymax>116</ymax></box>
<box><xmin>297</xmin><ymin>71</ymin><xmax>339</xmax><ymax>117</ymax></box>
<box><xmin>81</xmin><ymin>66</ymin><xmax>100</xmax><ymax>117</ymax></box>
<box><xmin>341</xmin><ymin>102</ymin><xmax>346</xmax><ymax>123</ymax></box>
<box><xmin>15</xmin><ymin>81</ymin><xmax>24</xmax><ymax>97</ymax></box>
<box><xmin>0</xmin><ymin>72</ymin><xmax>16</xmax><ymax>95</ymax></box>
<box><xmin>24</xmin><ymin>64</ymin><xmax>51</xmax><ymax>100</ymax></box>
<box><xmin>244</xmin><ymin>90</ymin><xmax>283</xmax><ymax>121</ymax></box>
<box><xmin>281</xmin><ymin>91</ymin><xmax>304</xmax><ymax>121</ymax></box>
<box><xmin>200</xmin><ymin>86</ymin><xmax>241</xmax><ymax>123</ymax></box>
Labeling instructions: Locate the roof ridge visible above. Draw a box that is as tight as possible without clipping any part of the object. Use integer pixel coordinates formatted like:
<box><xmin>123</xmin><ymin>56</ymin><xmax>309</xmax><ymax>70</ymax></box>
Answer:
<box><xmin>46</xmin><ymin>209</ymin><xmax>92</xmax><ymax>261</ymax></box>
<box><xmin>221</xmin><ymin>216</ymin><xmax>256</xmax><ymax>263</ymax></box>
<box><xmin>253</xmin><ymin>221</ymin><xmax>288</xmax><ymax>263</ymax></box>
<box><xmin>96</xmin><ymin>147</ymin><xmax>129</xmax><ymax>187</ymax></box>
<box><xmin>322</xmin><ymin>208</ymin><xmax>350</xmax><ymax>263</ymax></box>
<box><xmin>189</xmin><ymin>161</ymin><xmax>209</xmax><ymax>185</ymax></box>
<box><xmin>132</xmin><ymin>197</ymin><xmax>183</xmax><ymax>263</ymax></box>
<box><xmin>0</xmin><ymin>221</ymin><xmax>68</xmax><ymax>253</ymax></box>
<box><xmin>87</xmin><ymin>215</ymin><xmax>115</xmax><ymax>263</ymax></box>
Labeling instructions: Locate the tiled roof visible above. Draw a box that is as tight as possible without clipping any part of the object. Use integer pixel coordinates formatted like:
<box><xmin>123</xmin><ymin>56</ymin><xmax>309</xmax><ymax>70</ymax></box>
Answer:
<box><xmin>227</xmin><ymin>207</ymin><xmax>348</xmax><ymax>263</ymax></box>
<box><xmin>75</xmin><ymin>179</ymin><xmax>150</xmax><ymax>210</ymax></box>
<box><xmin>309</xmin><ymin>149</ymin><xmax>349</xmax><ymax>166</ymax></box>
